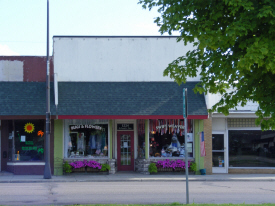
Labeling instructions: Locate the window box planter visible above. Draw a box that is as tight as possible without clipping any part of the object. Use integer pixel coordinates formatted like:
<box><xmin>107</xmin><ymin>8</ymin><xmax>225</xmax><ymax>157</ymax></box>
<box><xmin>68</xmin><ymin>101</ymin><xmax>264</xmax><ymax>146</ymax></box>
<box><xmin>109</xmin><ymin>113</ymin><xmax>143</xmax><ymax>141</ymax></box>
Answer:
<box><xmin>72</xmin><ymin>167</ymin><xmax>86</xmax><ymax>173</ymax></box>
<box><xmin>86</xmin><ymin>167</ymin><xmax>101</xmax><ymax>172</ymax></box>
<box><xmin>157</xmin><ymin>167</ymin><xmax>173</xmax><ymax>172</ymax></box>
<box><xmin>149</xmin><ymin>160</ymin><xmax>197</xmax><ymax>175</ymax></box>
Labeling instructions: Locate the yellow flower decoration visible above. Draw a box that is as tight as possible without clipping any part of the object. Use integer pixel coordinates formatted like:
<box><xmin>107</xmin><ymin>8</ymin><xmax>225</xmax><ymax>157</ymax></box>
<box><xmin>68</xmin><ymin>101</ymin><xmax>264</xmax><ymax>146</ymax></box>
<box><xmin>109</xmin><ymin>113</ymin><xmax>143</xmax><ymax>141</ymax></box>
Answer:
<box><xmin>24</xmin><ymin>123</ymin><xmax>35</xmax><ymax>133</ymax></box>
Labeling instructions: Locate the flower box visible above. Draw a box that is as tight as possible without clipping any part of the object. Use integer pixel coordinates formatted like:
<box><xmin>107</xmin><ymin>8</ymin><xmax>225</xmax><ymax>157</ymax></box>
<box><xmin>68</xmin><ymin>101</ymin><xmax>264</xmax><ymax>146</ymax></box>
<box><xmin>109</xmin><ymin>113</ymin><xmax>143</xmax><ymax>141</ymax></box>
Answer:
<box><xmin>72</xmin><ymin>167</ymin><xmax>86</xmax><ymax>173</ymax></box>
<box><xmin>174</xmin><ymin>168</ymin><xmax>185</xmax><ymax>172</ymax></box>
<box><xmin>157</xmin><ymin>167</ymin><xmax>173</xmax><ymax>172</ymax></box>
<box><xmin>86</xmin><ymin>167</ymin><xmax>101</xmax><ymax>172</ymax></box>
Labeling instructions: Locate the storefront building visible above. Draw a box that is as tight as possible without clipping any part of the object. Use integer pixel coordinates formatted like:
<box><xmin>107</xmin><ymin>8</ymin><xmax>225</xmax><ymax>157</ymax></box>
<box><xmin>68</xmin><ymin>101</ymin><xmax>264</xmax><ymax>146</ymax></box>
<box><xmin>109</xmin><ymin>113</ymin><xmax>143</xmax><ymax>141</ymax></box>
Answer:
<box><xmin>3</xmin><ymin>37</ymin><xmax>273</xmax><ymax>175</ymax></box>
<box><xmin>52</xmin><ymin>82</ymin><xmax>209</xmax><ymax>175</ymax></box>
<box><xmin>206</xmin><ymin>93</ymin><xmax>275</xmax><ymax>174</ymax></box>
<box><xmin>52</xmin><ymin>36</ymin><xmax>210</xmax><ymax>175</ymax></box>
<box><xmin>0</xmin><ymin>56</ymin><xmax>55</xmax><ymax>174</ymax></box>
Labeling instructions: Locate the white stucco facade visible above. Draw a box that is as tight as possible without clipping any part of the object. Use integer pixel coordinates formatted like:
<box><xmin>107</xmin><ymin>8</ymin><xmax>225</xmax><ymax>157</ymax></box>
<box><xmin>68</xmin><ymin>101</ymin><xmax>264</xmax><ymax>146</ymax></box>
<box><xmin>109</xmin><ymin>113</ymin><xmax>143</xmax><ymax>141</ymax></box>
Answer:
<box><xmin>0</xmin><ymin>60</ymin><xmax>23</xmax><ymax>81</ymax></box>
<box><xmin>53</xmin><ymin>36</ymin><xmax>201</xmax><ymax>82</ymax></box>
<box><xmin>205</xmin><ymin>89</ymin><xmax>259</xmax><ymax>112</ymax></box>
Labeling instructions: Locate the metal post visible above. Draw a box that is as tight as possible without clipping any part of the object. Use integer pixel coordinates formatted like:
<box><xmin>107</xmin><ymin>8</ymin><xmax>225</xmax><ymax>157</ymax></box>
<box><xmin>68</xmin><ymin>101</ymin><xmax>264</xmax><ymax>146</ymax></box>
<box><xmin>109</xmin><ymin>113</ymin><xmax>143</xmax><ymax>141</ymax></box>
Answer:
<box><xmin>184</xmin><ymin>116</ymin><xmax>189</xmax><ymax>204</ymax></box>
<box><xmin>183</xmin><ymin>88</ymin><xmax>189</xmax><ymax>204</ymax></box>
<box><xmin>44</xmin><ymin>0</ymin><xmax>51</xmax><ymax>179</ymax></box>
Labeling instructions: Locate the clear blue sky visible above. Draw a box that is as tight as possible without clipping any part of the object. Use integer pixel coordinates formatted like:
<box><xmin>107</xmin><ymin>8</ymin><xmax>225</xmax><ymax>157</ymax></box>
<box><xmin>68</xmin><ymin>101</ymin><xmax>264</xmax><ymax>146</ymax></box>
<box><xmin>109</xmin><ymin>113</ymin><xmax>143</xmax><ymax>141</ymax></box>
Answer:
<box><xmin>0</xmin><ymin>0</ymin><xmax>171</xmax><ymax>56</ymax></box>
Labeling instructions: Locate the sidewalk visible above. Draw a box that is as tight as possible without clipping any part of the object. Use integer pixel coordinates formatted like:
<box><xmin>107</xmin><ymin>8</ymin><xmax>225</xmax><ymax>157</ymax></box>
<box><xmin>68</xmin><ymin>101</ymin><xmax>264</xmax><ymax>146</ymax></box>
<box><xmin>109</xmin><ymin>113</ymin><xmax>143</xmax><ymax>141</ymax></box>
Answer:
<box><xmin>0</xmin><ymin>171</ymin><xmax>275</xmax><ymax>183</ymax></box>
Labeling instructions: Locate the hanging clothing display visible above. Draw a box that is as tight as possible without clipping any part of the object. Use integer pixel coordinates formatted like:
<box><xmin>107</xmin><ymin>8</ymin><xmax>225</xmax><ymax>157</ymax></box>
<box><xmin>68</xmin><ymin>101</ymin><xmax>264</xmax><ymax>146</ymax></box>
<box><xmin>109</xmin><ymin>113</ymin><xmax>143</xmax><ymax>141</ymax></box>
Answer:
<box><xmin>89</xmin><ymin>134</ymin><xmax>96</xmax><ymax>149</ymax></box>
<box><xmin>77</xmin><ymin>133</ymin><xmax>85</xmax><ymax>151</ymax></box>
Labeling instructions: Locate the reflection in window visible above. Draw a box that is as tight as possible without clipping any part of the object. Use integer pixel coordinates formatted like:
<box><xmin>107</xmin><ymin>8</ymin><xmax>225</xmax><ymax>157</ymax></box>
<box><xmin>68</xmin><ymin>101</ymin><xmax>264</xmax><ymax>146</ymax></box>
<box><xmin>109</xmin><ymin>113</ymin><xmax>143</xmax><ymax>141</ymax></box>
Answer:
<box><xmin>149</xmin><ymin>119</ymin><xmax>193</xmax><ymax>158</ymax></box>
<box><xmin>229</xmin><ymin>130</ymin><xmax>275</xmax><ymax>167</ymax></box>
<box><xmin>68</xmin><ymin>124</ymin><xmax>108</xmax><ymax>158</ymax></box>
<box><xmin>9</xmin><ymin>120</ymin><xmax>45</xmax><ymax>161</ymax></box>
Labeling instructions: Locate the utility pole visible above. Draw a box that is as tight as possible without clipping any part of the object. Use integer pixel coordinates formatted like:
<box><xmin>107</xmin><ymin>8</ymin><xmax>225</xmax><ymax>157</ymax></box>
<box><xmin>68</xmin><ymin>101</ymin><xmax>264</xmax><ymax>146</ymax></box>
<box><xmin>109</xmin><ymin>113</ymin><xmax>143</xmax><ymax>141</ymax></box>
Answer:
<box><xmin>44</xmin><ymin>0</ymin><xmax>51</xmax><ymax>179</ymax></box>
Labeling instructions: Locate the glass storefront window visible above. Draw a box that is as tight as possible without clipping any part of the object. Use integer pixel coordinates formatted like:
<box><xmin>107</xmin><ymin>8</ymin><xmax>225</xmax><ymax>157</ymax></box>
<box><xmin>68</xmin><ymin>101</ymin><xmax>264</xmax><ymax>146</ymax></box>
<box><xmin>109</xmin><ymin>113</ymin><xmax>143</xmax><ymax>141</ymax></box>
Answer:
<box><xmin>9</xmin><ymin>120</ymin><xmax>45</xmax><ymax>161</ymax></box>
<box><xmin>229</xmin><ymin>130</ymin><xmax>275</xmax><ymax>167</ymax></box>
<box><xmin>67</xmin><ymin>124</ymin><xmax>108</xmax><ymax>158</ymax></box>
<box><xmin>137</xmin><ymin>120</ymin><xmax>145</xmax><ymax>159</ymax></box>
<box><xmin>149</xmin><ymin>119</ymin><xmax>193</xmax><ymax>158</ymax></box>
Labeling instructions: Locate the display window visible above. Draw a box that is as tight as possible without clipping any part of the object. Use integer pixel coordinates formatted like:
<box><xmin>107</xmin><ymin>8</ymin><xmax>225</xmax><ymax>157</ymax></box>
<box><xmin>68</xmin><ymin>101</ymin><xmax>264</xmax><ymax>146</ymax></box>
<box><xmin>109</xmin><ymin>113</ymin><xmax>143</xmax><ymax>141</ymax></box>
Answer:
<box><xmin>149</xmin><ymin>119</ymin><xmax>193</xmax><ymax>158</ymax></box>
<box><xmin>8</xmin><ymin>120</ymin><xmax>45</xmax><ymax>161</ymax></box>
<box><xmin>229</xmin><ymin>130</ymin><xmax>275</xmax><ymax>167</ymax></box>
<box><xmin>137</xmin><ymin>120</ymin><xmax>145</xmax><ymax>159</ymax></box>
<box><xmin>67</xmin><ymin>124</ymin><xmax>108</xmax><ymax>158</ymax></box>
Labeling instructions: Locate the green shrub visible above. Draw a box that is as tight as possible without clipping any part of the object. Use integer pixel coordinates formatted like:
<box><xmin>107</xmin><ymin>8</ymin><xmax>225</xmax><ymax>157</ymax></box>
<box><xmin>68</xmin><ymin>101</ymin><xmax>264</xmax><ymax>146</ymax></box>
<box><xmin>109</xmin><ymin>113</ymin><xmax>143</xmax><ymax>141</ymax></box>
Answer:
<box><xmin>63</xmin><ymin>161</ymin><xmax>72</xmax><ymax>173</ymax></box>
<box><xmin>148</xmin><ymin>163</ymin><xmax>157</xmax><ymax>173</ymax></box>
<box><xmin>189</xmin><ymin>162</ymin><xmax>197</xmax><ymax>172</ymax></box>
<box><xmin>100</xmin><ymin>163</ymin><xmax>111</xmax><ymax>172</ymax></box>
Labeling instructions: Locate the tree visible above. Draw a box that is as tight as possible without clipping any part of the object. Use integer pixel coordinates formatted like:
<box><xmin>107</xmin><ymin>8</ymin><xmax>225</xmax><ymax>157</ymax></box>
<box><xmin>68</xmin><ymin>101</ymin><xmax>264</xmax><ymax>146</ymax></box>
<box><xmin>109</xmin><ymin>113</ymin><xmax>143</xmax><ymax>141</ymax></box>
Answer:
<box><xmin>139</xmin><ymin>0</ymin><xmax>275</xmax><ymax>130</ymax></box>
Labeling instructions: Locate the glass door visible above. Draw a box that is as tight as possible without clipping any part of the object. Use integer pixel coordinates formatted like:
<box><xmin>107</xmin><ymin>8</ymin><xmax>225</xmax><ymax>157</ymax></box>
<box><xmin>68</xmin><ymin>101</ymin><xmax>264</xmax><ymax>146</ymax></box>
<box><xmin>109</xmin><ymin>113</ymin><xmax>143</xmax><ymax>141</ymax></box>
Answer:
<box><xmin>212</xmin><ymin>133</ymin><xmax>227</xmax><ymax>173</ymax></box>
<box><xmin>117</xmin><ymin>131</ymin><xmax>134</xmax><ymax>171</ymax></box>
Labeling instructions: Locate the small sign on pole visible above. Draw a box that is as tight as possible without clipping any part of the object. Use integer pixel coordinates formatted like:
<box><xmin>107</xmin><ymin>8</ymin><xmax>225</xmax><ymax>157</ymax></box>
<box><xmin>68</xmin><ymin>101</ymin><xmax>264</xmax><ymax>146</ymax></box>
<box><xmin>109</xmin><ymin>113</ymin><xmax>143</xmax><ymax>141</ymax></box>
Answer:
<box><xmin>183</xmin><ymin>89</ymin><xmax>187</xmax><ymax>118</ymax></box>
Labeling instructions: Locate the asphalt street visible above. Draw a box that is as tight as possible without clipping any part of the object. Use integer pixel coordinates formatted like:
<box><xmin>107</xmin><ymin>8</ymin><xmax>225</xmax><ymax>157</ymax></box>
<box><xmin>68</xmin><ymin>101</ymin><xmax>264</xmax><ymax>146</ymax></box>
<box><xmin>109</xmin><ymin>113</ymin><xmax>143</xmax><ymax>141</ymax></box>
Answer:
<box><xmin>0</xmin><ymin>181</ymin><xmax>275</xmax><ymax>205</ymax></box>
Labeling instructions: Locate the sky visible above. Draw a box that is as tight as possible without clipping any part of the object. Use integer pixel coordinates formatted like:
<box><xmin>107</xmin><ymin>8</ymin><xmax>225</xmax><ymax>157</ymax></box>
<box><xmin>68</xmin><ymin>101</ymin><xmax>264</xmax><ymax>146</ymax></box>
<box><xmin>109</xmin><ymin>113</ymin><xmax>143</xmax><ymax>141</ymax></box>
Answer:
<box><xmin>0</xmin><ymin>0</ymin><xmax>169</xmax><ymax>56</ymax></box>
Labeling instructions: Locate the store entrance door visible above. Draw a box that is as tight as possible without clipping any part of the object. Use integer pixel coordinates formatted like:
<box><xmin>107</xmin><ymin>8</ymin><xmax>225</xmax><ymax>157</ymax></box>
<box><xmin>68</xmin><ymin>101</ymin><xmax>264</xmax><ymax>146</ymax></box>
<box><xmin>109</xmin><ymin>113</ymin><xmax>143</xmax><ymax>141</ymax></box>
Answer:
<box><xmin>117</xmin><ymin>131</ymin><xmax>134</xmax><ymax>171</ymax></box>
<box><xmin>212</xmin><ymin>132</ymin><xmax>227</xmax><ymax>173</ymax></box>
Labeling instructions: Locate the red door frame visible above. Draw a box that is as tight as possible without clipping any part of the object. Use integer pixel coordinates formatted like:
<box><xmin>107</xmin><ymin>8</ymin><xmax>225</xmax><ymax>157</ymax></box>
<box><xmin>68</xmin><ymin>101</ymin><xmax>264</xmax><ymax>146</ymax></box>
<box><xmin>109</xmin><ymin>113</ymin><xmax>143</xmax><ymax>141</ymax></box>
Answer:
<box><xmin>117</xmin><ymin>131</ymin><xmax>134</xmax><ymax>171</ymax></box>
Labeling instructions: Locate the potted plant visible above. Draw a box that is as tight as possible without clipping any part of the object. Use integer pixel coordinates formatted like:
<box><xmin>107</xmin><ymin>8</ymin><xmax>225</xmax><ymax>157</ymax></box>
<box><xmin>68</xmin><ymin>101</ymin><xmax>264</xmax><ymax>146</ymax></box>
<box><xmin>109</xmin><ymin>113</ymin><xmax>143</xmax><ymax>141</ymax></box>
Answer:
<box><xmin>189</xmin><ymin>162</ymin><xmax>197</xmax><ymax>174</ymax></box>
<box><xmin>148</xmin><ymin>163</ymin><xmax>158</xmax><ymax>174</ymax></box>
<box><xmin>63</xmin><ymin>161</ymin><xmax>72</xmax><ymax>174</ymax></box>
<box><xmin>100</xmin><ymin>163</ymin><xmax>111</xmax><ymax>172</ymax></box>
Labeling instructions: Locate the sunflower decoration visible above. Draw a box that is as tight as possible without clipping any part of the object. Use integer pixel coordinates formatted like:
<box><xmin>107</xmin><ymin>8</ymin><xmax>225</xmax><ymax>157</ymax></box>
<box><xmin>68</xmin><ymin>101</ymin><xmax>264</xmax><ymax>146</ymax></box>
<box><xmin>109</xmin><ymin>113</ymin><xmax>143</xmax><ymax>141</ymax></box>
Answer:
<box><xmin>24</xmin><ymin>123</ymin><xmax>35</xmax><ymax>133</ymax></box>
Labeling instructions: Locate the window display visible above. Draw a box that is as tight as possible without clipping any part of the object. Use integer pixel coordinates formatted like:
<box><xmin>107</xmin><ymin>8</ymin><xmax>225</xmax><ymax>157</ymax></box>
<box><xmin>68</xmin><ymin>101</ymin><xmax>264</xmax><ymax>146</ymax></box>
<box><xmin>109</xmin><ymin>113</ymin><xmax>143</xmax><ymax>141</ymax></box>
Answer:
<box><xmin>149</xmin><ymin>119</ymin><xmax>193</xmax><ymax>158</ymax></box>
<box><xmin>8</xmin><ymin>120</ymin><xmax>45</xmax><ymax>161</ymax></box>
<box><xmin>67</xmin><ymin>124</ymin><xmax>108</xmax><ymax>158</ymax></box>
<box><xmin>229</xmin><ymin>130</ymin><xmax>275</xmax><ymax>167</ymax></box>
<box><xmin>137</xmin><ymin>120</ymin><xmax>145</xmax><ymax>159</ymax></box>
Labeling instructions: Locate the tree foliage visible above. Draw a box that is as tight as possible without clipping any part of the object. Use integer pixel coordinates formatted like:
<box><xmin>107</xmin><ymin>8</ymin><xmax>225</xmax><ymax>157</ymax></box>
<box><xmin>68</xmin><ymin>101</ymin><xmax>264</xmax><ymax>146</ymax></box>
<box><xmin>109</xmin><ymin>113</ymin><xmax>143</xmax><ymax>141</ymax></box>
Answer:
<box><xmin>139</xmin><ymin>0</ymin><xmax>275</xmax><ymax>130</ymax></box>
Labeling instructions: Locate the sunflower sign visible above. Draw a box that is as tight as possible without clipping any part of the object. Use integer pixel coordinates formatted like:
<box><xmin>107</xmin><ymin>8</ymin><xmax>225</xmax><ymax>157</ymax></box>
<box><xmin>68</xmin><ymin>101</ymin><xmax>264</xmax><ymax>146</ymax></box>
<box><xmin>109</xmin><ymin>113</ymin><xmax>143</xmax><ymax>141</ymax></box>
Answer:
<box><xmin>24</xmin><ymin>123</ymin><xmax>35</xmax><ymax>133</ymax></box>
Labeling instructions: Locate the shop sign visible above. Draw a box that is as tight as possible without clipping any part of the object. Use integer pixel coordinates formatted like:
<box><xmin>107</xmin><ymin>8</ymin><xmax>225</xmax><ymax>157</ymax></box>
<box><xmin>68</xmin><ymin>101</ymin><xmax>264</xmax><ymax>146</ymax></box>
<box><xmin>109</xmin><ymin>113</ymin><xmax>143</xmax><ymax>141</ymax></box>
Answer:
<box><xmin>70</xmin><ymin>125</ymin><xmax>102</xmax><ymax>130</ymax></box>
<box><xmin>117</xmin><ymin>124</ymin><xmax>134</xmax><ymax>130</ymax></box>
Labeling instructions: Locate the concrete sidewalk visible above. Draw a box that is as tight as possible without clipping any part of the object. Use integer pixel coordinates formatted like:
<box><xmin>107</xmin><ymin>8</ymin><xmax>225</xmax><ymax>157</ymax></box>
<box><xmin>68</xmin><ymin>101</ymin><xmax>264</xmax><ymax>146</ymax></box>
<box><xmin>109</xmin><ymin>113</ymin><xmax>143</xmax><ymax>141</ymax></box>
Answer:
<box><xmin>0</xmin><ymin>171</ymin><xmax>275</xmax><ymax>183</ymax></box>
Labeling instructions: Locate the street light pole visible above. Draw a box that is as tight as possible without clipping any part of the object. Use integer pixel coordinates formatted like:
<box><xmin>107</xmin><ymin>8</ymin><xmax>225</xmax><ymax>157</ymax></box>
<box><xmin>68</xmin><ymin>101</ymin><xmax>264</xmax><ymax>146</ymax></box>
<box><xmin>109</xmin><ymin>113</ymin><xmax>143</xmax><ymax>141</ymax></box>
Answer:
<box><xmin>44</xmin><ymin>0</ymin><xmax>51</xmax><ymax>179</ymax></box>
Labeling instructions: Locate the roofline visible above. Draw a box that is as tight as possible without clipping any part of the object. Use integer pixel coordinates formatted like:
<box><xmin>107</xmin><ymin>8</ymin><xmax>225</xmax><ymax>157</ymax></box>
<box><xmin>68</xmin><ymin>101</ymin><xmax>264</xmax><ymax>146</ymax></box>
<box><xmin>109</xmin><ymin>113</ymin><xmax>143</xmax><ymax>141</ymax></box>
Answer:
<box><xmin>0</xmin><ymin>115</ymin><xmax>55</xmax><ymax>120</ymax></box>
<box><xmin>53</xmin><ymin>35</ymin><xmax>180</xmax><ymax>39</ymax></box>
<box><xmin>58</xmin><ymin>115</ymin><xmax>208</xmax><ymax>120</ymax></box>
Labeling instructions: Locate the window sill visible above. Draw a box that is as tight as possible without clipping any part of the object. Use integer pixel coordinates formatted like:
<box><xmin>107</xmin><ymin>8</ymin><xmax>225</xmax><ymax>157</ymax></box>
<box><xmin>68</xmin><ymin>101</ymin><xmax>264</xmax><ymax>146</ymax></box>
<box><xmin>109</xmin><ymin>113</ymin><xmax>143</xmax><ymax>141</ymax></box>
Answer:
<box><xmin>7</xmin><ymin>162</ymin><xmax>45</xmax><ymax>166</ymax></box>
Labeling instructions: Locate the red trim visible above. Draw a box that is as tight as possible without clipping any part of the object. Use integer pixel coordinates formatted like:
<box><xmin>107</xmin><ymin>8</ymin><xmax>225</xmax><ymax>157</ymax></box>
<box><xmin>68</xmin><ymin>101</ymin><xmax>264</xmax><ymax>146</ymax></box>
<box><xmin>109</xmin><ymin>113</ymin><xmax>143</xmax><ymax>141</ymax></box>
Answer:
<box><xmin>58</xmin><ymin>115</ymin><xmax>208</xmax><ymax>119</ymax></box>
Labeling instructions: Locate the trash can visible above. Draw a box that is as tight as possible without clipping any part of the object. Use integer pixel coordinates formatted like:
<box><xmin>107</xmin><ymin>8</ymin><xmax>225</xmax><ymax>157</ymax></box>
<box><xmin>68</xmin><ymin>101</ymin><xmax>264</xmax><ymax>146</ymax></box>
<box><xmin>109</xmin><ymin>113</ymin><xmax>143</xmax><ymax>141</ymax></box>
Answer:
<box><xmin>200</xmin><ymin>168</ymin><xmax>206</xmax><ymax>175</ymax></box>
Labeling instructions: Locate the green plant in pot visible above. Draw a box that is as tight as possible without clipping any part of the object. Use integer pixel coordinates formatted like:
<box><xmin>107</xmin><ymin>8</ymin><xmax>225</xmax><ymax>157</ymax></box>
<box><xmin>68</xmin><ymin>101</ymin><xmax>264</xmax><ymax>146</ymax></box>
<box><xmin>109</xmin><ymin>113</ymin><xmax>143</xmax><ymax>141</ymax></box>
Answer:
<box><xmin>100</xmin><ymin>163</ymin><xmax>111</xmax><ymax>172</ymax></box>
<box><xmin>148</xmin><ymin>163</ymin><xmax>157</xmax><ymax>174</ymax></box>
<box><xmin>63</xmin><ymin>161</ymin><xmax>72</xmax><ymax>173</ymax></box>
<box><xmin>189</xmin><ymin>162</ymin><xmax>197</xmax><ymax>173</ymax></box>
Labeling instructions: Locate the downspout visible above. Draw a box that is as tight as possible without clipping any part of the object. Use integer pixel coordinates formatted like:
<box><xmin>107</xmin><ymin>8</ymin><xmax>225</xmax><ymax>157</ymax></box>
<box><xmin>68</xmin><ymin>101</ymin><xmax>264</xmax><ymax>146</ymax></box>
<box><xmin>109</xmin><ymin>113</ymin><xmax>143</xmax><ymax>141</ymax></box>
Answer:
<box><xmin>54</xmin><ymin>73</ymin><xmax>58</xmax><ymax>119</ymax></box>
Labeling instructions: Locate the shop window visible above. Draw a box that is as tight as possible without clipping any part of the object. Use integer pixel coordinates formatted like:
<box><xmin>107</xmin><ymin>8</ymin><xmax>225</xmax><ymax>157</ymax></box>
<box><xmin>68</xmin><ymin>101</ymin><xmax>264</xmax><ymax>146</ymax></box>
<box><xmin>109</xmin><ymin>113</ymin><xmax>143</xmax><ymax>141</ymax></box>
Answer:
<box><xmin>9</xmin><ymin>120</ymin><xmax>45</xmax><ymax>161</ymax></box>
<box><xmin>67</xmin><ymin>124</ymin><xmax>108</xmax><ymax>158</ymax></box>
<box><xmin>149</xmin><ymin>119</ymin><xmax>193</xmax><ymax>158</ymax></box>
<box><xmin>137</xmin><ymin>120</ymin><xmax>145</xmax><ymax>159</ymax></box>
<box><xmin>229</xmin><ymin>130</ymin><xmax>275</xmax><ymax>167</ymax></box>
